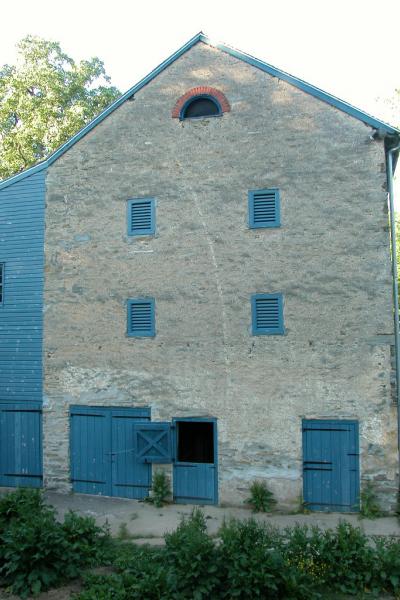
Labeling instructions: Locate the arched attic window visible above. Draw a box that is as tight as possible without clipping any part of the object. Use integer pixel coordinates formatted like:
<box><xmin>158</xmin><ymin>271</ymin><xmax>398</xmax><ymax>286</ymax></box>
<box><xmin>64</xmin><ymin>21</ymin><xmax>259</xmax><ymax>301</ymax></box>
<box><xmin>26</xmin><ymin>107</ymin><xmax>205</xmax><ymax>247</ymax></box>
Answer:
<box><xmin>172</xmin><ymin>86</ymin><xmax>231</xmax><ymax>120</ymax></box>
<box><xmin>182</xmin><ymin>95</ymin><xmax>221</xmax><ymax>119</ymax></box>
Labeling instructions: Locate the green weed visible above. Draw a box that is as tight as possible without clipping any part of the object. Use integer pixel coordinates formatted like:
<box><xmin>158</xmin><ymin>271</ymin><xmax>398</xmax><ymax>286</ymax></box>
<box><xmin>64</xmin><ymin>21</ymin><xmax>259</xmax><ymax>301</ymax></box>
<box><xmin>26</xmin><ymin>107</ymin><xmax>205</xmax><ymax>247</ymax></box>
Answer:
<box><xmin>245</xmin><ymin>479</ymin><xmax>277</xmax><ymax>513</ymax></box>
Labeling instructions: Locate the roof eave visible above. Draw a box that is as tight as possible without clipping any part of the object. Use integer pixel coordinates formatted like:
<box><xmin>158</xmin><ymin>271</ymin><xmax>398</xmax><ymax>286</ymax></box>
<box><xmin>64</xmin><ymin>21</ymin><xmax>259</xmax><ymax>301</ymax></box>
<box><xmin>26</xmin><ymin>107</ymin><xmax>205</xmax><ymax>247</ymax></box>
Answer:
<box><xmin>200</xmin><ymin>34</ymin><xmax>399</xmax><ymax>136</ymax></box>
<box><xmin>0</xmin><ymin>31</ymin><xmax>398</xmax><ymax>192</ymax></box>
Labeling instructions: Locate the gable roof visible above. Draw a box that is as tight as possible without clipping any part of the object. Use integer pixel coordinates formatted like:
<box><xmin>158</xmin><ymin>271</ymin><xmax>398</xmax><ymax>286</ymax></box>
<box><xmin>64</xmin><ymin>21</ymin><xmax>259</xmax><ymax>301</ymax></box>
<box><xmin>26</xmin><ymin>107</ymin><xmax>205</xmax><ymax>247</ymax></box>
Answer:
<box><xmin>1</xmin><ymin>32</ymin><xmax>399</xmax><ymax>191</ymax></box>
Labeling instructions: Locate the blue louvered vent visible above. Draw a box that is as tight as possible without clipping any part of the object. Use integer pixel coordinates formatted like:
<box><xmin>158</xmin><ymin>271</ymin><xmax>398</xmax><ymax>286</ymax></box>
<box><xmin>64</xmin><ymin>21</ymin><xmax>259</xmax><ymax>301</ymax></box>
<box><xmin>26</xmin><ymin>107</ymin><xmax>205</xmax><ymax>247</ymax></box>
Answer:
<box><xmin>127</xmin><ymin>299</ymin><xmax>155</xmax><ymax>337</ymax></box>
<box><xmin>128</xmin><ymin>198</ymin><xmax>155</xmax><ymax>236</ymax></box>
<box><xmin>0</xmin><ymin>263</ymin><xmax>3</xmax><ymax>305</ymax></box>
<box><xmin>249</xmin><ymin>188</ymin><xmax>280</xmax><ymax>228</ymax></box>
<box><xmin>251</xmin><ymin>294</ymin><xmax>284</xmax><ymax>335</ymax></box>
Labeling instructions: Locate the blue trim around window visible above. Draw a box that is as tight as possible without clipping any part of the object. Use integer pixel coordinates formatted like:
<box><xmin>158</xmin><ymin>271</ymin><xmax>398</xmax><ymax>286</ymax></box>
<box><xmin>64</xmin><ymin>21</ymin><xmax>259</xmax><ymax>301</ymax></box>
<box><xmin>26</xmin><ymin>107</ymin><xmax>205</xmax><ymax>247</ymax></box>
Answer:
<box><xmin>251</xmin><ymin>293</ymin><xmax>284</xmax><ymax>335</ymax></box>
<box><xmin>127</xmin><ymin>298</ymin><xmax>156</xmax><ymax>337</ymax></box>
<box><xmin>180</xmin><ymin>94</ymin><xmax>222</xmax><ymax>120</ymax></box>
<box><xmin>248</xmin><ymin>188</ymin><xmax>280</xmax><ymax>228</ymax></box>
<box><xmin>0</xmin><ymin>263</ymin><xmax>4</xmax><ymax>306</ymax></box>
<box><xmin>127</xmin><ymin>198</ymin><xmax>156</xmax><ymax>236</ymax></box>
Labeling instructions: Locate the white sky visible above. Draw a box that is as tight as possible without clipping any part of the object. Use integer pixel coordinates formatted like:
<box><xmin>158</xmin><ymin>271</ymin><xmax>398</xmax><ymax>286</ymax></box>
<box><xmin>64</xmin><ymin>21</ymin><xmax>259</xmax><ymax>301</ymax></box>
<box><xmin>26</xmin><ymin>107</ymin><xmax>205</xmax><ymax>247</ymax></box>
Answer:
<box><xmin>1</xmin><ymin>0</ymin><xmax>399</xmax><ymax>125</ymax></box>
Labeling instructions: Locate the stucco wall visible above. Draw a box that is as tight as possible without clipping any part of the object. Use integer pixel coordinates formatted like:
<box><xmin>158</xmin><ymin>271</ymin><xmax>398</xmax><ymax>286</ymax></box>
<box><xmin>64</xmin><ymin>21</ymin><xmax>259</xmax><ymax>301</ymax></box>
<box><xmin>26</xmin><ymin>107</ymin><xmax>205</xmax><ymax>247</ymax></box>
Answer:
<box><xmin>43</xmin><ymin>42</ymin><xmax>398</xmax><ymax>508</ymax></box>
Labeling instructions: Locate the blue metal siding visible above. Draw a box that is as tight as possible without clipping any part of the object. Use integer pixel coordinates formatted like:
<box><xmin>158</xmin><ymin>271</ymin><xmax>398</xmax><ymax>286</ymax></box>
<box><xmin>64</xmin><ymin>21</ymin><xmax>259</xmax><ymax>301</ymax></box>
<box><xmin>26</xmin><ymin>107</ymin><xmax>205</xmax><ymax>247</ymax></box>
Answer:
<box><xmin>0</xmin><ymin>171</ymin><xmax>45</xmax><ymax>403</ymax></box>
<box><xmin>303</xmin><ymin>420</ymin><xmax>359</xmax><ymax>512</ymax></box>
<box><xmin>0</xmin><ymin>263</ymin><xmax>4</xmax><ymax>305</ymax></box>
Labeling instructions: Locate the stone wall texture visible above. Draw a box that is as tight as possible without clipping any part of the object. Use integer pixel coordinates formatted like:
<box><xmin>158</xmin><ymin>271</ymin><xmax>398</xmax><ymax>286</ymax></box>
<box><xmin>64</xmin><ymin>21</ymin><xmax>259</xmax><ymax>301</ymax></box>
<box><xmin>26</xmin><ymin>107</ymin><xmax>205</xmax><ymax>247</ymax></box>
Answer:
<box><xmin>43</xmin><ymin>42</ymin><xmax>398</xmax><ymax>509</ymax></box>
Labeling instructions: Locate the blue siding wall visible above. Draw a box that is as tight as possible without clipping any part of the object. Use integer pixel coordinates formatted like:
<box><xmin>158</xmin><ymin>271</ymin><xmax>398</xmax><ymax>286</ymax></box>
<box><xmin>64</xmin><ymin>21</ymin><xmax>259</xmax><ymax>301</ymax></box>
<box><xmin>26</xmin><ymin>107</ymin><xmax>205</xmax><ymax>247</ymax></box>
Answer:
<box><xmin>0</xmin><ymin>171</ymin><xmax>46</xmax><ymax>403</ymax></box>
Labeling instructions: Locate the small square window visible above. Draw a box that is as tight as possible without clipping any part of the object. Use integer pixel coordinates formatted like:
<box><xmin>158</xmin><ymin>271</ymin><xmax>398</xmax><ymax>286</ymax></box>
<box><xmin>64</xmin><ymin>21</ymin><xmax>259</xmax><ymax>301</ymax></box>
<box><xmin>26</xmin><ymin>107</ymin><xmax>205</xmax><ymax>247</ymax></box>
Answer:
<box><xmin>251</xmin><ymin>293</ymin><xmax>284</xmax><ymax>335</ymax></box>
<box><xmin>248</xmin><ymin>188</ymin><xmax>280</xmax><ymax>228</ymax></box>
<box><xmin>127</xmin><ymin>298</ymin><xmax>155</xmax><ymax>337</ymax></box>
<box><xmin>127</xmin><ymin>198</ymin><xmax>155</xmax><ymax>236</ymax></box>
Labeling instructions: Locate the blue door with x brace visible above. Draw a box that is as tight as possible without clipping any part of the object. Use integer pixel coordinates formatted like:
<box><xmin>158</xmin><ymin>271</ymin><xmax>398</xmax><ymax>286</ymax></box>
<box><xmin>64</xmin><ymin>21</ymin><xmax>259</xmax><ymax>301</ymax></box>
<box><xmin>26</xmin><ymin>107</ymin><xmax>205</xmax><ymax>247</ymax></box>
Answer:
<box><xmin>133</xmin><ymin>418</ymin><xmax>218</xmax><ymax>505</ymax></box>
<box><xmin>303</xmin><ymin>420</ymin><xmax>359</xmax><ymax>512</ymax></box>
<box><xmin>70</xmin><ymin>406</ymin><xmax>151</xmax><ymax>498</ymax></box>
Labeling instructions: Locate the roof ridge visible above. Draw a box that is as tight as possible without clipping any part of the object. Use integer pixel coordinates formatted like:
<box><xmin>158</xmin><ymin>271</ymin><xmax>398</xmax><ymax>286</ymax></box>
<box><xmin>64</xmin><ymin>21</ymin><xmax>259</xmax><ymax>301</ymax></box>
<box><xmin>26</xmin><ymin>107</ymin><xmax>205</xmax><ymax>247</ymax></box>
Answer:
<box><xmin>0</xmin><ymin>32</ymin><xmax>398</xmax><ymax>191</ymax></box>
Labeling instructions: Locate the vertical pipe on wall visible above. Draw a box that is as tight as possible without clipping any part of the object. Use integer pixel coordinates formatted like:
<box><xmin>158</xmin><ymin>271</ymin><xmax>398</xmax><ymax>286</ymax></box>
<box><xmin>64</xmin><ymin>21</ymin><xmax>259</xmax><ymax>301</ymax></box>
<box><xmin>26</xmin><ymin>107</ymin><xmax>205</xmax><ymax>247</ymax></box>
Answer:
<box><xmin>386</xmin><ymin>145</ymin><xmax>400</xmax><ymax>452</ymax></box>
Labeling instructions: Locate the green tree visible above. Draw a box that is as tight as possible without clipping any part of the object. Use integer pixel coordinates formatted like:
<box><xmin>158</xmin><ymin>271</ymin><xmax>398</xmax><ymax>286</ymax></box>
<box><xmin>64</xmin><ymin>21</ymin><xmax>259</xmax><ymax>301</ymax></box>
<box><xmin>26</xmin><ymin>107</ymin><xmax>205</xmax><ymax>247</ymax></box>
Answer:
<box><xmin>0</xmin><ymin>36</ymin><xmax>120</xmax><ymax>179</ymax></box>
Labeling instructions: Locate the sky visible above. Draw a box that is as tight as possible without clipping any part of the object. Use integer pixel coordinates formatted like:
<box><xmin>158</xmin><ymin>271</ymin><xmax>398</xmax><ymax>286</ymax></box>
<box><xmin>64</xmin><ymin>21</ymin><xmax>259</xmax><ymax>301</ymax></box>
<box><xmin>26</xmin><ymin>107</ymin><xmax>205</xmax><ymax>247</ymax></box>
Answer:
<box><xmin>1</xmin><ymin>0</ymin><xmax>399</xmax><ymax>127</ymax></box>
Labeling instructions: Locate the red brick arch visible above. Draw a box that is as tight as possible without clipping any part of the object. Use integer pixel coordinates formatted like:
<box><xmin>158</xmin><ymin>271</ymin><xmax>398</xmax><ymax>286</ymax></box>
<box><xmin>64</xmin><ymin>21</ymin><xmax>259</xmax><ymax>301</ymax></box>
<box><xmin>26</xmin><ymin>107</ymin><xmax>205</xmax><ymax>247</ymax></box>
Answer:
<box><xmin>172</xmin><ymin>86</ymin><xmax>231</xmax><ymax>118</ymax></box>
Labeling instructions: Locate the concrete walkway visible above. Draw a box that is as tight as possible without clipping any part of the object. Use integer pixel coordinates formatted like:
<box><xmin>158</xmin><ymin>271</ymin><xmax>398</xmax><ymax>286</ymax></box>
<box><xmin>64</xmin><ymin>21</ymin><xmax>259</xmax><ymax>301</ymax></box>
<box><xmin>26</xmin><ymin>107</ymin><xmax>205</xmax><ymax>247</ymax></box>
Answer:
<box><xmin>44</xmin><ymin>492</ymin><xmax>400</xmax><ymax>545</ymax></box>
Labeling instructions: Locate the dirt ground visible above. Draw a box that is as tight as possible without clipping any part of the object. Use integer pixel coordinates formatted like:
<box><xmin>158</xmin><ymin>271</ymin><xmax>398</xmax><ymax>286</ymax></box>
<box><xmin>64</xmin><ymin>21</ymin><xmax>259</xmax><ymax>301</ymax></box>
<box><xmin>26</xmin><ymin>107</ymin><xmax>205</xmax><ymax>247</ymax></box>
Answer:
<box><xmin>45</xmin><ymin>490</ymin><xmax>400</xmax><ymax>543</ymax></box>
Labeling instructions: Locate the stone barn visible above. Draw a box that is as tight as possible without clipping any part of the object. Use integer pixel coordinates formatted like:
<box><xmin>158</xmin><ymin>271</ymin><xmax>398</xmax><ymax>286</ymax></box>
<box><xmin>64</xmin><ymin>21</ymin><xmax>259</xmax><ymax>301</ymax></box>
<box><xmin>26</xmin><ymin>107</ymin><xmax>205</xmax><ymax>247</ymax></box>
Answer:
<box><xmin>0</xmin><ymin>33</ymin><xmax>399</xmax><ymax>511</ymax></box>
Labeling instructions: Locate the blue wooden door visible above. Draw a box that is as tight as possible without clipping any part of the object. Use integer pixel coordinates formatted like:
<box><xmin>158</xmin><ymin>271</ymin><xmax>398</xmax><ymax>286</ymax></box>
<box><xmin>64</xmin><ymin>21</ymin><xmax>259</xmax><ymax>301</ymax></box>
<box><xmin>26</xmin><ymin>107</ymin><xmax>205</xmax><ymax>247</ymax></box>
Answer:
<box><xmin>111</xmin><ymin>409</ymin><xmax>151</xmax><ymax>499</ymax></box>
<box><xmin>0</xmin><ymin>403</ymin><xmax>42</xmax><ymax>488</ymax></box>
<box><xmin>70</xmin><ymin>406</ymin><xmax>150</xmax><ymax>498</ymax></box>
<box><xmin>303</xmin><ymin>420</ymin><xmax>359</xmax><ymax>512</ymax></box>
<box><xmin>70</xmin><ymin>407</ymin><xmax>111</xmax><ymax>495</ymax></box>
<box><xmin>133</xmin><ymin>419</ymin><xmax>218</xmax><ymax>505</ymax></box>
<box><xmin>173</xmin><ymin>419</ymin><xmax>218</xmax><ymax>505</ymax></box>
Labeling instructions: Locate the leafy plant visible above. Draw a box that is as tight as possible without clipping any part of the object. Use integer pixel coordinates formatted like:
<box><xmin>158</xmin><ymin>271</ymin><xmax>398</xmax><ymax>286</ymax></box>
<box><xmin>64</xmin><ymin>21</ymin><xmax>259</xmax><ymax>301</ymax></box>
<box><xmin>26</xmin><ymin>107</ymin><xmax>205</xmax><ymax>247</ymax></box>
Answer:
<box><xmin>77</xmin><ymin>516</ymin><xmax>400</xmax><ymax>600</ymax></box>
<box><xmin>218</xmin><ymin>518</ymin><xmax>315</xmax><ymax>599</ymax></box>
<box><xmin>79</xmin><ymin>572</ymin><xmax>129</xmax><ymax>600</ymax></box>
<box><xmin>245</xmin><ymin>480</ymin><xmax>277</xmax><ymax>513</ymax></box>
<box><xmin>145</xmin><ymin>470</ymin><xmax>171</xmax><ymax>508</ymax></box>
<box><xmin>0</xmin><ymin>488</ymin><xmax>46</xmax><ymax>532</ymax></box>
<box><xmin>284</xmin><ymin>521</ymin><xmax>369</xmax><ymax>594</ymax></box>
<box><xmin>359</xmin><ymin>481</ymin><xmax>383</xmax><ymax>519</ymax></box>
<box><xmin>371</xmin><ymin>535</ymin><xmax>400</xmax><ymax>595</ymax></box>
<box><xmin>62</xmin><ymin>510</ymin><xmax>110</xmax><ymax>564</ymax></box>
<box><xmin>164</xmin><ymin>508</ymin><xmax>219</xmax><ymax>598</ymax></box>
<box><xmin>0</xmin><ymin>488</ymin><xmax>109</xmax><ymax>598</ymax></box>
<box><xmin>115</xmin><ymin>546</ymin><xmax>171</xmax><ymax>600</ymax></box>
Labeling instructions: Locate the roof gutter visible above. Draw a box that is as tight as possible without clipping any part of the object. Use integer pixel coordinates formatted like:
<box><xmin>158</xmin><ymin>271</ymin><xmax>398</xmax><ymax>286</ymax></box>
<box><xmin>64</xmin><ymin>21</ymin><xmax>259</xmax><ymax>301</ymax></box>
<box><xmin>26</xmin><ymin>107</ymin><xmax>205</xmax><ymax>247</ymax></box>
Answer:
<box><xmin>386</xmin><ymin>142</ymin><xmax>400</xmax><ymax>453</ymax></box>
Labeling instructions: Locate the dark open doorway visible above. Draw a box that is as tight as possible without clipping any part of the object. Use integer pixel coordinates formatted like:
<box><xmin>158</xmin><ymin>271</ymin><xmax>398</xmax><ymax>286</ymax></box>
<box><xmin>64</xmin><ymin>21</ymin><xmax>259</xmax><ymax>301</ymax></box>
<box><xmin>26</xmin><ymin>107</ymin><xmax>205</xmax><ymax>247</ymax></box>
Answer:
<box><xmin>177</xmin><ymin>421</ymin><xmax>214</xmax><ymax>463</ymax></box>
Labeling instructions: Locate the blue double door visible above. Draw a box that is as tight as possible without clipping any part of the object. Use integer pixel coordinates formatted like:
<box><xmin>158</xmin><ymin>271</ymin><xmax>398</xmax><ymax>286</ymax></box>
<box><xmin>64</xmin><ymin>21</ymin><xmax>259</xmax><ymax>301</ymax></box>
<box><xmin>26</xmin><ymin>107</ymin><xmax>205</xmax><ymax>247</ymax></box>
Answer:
<box><xmin>70</xmin><ymin>406</ymin><xmax>151</xmax><ymax>499</ymax></box>
<box><xmin>303</xmin><ymin>420</ymin><xmax>359</xmax><ymax>512</ymax></box>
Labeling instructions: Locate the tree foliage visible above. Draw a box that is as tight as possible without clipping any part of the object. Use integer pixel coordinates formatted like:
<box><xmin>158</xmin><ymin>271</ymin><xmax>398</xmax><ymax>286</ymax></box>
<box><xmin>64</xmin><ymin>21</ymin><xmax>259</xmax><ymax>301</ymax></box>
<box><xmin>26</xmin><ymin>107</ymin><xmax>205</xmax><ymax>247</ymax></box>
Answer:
<box><xmin>0</xmin><ymin>36</ymin><xmax>120</xmax><ymax>179</ymax></box>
